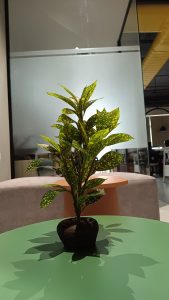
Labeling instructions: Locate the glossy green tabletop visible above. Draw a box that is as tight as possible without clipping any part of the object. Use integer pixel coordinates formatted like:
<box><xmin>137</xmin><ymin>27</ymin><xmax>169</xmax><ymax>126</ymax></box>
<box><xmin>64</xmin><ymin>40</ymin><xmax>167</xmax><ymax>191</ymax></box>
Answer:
<box><xmin>0</xmin><ymin>216</ymin><xmax>169</xmax><ymax>300</ymax></box>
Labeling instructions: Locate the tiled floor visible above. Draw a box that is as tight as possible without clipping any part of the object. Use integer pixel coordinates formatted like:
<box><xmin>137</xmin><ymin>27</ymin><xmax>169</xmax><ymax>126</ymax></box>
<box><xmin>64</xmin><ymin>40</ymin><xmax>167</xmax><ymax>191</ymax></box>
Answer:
<box><xmin>156</xmin><ymin>177</ymin><xmax>169</xmax><ymax>222</ymax></box>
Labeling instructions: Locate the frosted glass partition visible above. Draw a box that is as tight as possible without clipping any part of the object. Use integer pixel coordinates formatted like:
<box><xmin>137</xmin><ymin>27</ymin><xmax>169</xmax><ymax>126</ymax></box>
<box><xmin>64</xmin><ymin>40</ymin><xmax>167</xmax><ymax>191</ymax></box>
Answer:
<box><xmin>10</xmin><ymin>46</ymin><xmax>147</xmax><ymax>158</ymax></box>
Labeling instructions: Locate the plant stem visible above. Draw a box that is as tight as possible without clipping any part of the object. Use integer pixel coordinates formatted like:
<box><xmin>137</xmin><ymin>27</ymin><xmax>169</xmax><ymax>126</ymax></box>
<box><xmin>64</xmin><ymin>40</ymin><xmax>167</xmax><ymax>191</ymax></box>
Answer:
<box><xmin>81</xmin><ymin>158</ymin><xmax>96</xmax><ymax>193</ymax></box>
<box><xmin>71</xmin><ymin>187</ymin><xmax>81</xmax><ymax>222</ymax></box>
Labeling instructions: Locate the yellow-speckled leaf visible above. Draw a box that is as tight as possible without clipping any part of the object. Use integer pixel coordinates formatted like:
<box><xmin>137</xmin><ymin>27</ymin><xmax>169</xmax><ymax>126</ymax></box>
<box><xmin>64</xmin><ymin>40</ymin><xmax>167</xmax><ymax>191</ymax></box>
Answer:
<box><xmin>57</xmin><ymin>114</ymin><xmax>75</xmax><ymax>124</ymax></box>
<box><xmin>26</xmin><ymin>159</ymin><xmax>42</xmax><ymax>172</ymax></box>
<box><xmin>40</xmin><ymin>189</ymin><xmax>65</xmax><ymax>208</ymax></box>
<box><xmin>80</xmin><ymin>81</ymin><xmax>97</xmax><ymax>106</ymax></box>
<box><xmin>62</xmin><ymin>108</ymin><xmax>76</xmax><ymax>115</ymax></box>
<box><xmin>40</xmin><ymin>135</ymin><xmax>60</xmax><ymax>152</ymax></box>
<box><xmin>104</xmin><ymin>133</ymin><xmax>133</xmax><ymax>147</ymax></box>
<box><xmin>84</xmin><ymin>99</ymin><xmax>99</xmax><ymax>111</ymax></box>
<box><xmin>60</xmin><ymin>157</ymin><xmax>78</xmax><ymax>188</ymax></box>
<box><xmin>78</xmin><ymin>120</ymin><xmax>88</xmax><ymax>145</ymax></box>
<box><xmin>89</xmin><ymin>128</ymin><xmax>109</xmax><ymax>146</ymax></box>
<box><xmin>60</xmin><ymin>85</ymin><xmax>78</xmax><ymax>102</ymax></box>
<box><xmin>86</xmin><ymin>114</ymin><xmax>97</xmax><ymax>130</ymax></box>
<box><xmin>96</xmin><ymin>151</ymin><xmax>123</xmax><ymax>171</ymax></box>
<box><xmin>79</xmin><ymin>189</ymin><xmax>105</xmax><ymax>208</ymax></box>
<box><xmin>72</xmin><ymin>140</ymin><xmax>85</xmax><ymax>153</ymax></box>
<box><xmin>83</xmin><ymin>178</ymin><xmax>106</xmax><ymax>190</ymax></box>
<box><xmin>51</xmin><ymin>123</ymin><xmax>62</xmax><ymax>130</ymax></box>
<box><xmin>37</xmin><ymin>144</ymin><xmax>60</xmax><ymax>155</ymax></box>
<box><xmin>47</xmin><ymin>92</ymin><xmax>77</xmax><ymax>109</ymax></box>
<box><xmin>96</xmin><ymin>108</ymin><xmax>120</xmax><ymax>131</ymax></box>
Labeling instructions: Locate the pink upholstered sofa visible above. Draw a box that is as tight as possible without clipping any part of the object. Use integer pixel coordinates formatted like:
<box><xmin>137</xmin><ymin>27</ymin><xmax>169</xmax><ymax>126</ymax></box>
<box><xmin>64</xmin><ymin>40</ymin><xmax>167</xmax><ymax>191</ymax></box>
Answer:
<box><xmin>0</xmin><ymin>172</ymin><xmax>159</xmax><ymax>233</ymax></box>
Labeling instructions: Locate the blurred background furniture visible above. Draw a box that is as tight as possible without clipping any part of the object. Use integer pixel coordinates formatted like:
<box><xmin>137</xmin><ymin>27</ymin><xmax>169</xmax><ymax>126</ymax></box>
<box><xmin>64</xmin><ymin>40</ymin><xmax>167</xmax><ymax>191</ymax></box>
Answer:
<box><xmin>115</xmin><ymin>148</ymin><xmax>149</xmax><ymax>175</ymax></box>
<box><xmin>0</xmin><ymin>172</ymin><xmax>159</xmax><ymax>233</ymax></box>
<box><xmin>57</xmin><ymin>175</ymin><xmax>128</xmax><ymax>217</ymax></box>
<box><xmin>112</xmin><ymin>172</ymin><xmax>159</xmax><ymax>220</ymax></box>
<box><xmin>149</xmin><ymin>147</ymin><xmax>160</xmax><ymax>177</ymax></box>
<box><xmin>163</xmin><ymin>140</ymin><xmax>169</xmax><ymax>182</ymax></box>
<box><xmin>14</xmin><ymin>149</ymin><xmax>55</xmax><ymax>178</ymax></box>
<box><xmin>147</xmin><ymin>142</ymin><xmax>163</xmax><ymax>177</ymax></box>
<box><xmin>37</xmin><ymin>159</ymin><xmax>56</xmax><ymax>176</ymax></box>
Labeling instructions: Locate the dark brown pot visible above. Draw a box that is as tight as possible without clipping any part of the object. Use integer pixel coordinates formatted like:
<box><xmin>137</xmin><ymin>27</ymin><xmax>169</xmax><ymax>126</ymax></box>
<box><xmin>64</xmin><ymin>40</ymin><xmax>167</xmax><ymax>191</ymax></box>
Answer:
<box><xmin>57</xmin><ymin>217</ymin><xmax>99</xmax><ymax>251</ymax></box>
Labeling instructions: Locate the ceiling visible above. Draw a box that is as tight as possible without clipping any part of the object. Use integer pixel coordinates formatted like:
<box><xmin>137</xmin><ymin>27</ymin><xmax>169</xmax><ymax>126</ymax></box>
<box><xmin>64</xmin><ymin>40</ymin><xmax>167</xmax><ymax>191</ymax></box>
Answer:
<box><xmin>8</xmin><ymin>0</ymin><xmax>129</xmax><ymax>51</ymax></box>
<box><xmin>140</xmin><ymin>32</ymin><xmax>169</xmax><ymax>107</ymax></box>
<box><xmin>137</xmin><ymin>1</ymin><xmax>169</xmax><ymax>107</ymax></box>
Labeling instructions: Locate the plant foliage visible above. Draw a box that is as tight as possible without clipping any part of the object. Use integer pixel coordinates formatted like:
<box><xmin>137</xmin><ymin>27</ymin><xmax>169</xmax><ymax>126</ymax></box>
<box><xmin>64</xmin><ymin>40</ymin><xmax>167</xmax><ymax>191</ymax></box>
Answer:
<box><xmin>28</xmin><ymin>81</ymin><xmax>133</xmax><ymax>221</ymax></box>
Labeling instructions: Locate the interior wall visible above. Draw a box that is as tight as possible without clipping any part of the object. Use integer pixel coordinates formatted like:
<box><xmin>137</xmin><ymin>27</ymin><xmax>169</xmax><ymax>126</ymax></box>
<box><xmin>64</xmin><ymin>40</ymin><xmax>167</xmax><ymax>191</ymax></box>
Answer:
<box><xmin>0</xmin><ymin>0</ymin><xmax>11</xmax><ymax>181</ymax></box>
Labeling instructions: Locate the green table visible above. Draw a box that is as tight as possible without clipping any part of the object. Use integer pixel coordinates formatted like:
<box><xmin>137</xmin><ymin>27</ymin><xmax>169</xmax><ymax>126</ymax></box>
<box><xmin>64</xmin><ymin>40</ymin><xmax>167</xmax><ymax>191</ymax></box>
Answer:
<box><xmin>0</xmin><ymin>216</ymin><xmax>169</xmax><ymax>300</ymax></box>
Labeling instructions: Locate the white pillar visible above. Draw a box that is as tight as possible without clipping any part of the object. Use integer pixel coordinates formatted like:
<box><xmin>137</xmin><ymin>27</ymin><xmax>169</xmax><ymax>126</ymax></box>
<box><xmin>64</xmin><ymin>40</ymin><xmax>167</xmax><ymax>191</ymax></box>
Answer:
<box><xmin>0</xmin><ymin>0</ymin><xmax>11</xmax><ymax>181</ymax></box>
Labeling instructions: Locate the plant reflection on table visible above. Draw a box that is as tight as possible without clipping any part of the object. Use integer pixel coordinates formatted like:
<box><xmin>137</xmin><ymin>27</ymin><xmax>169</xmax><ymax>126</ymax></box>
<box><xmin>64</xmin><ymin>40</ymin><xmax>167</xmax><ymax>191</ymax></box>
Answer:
<box><xmin>4</xmin><ymin>222</ymin><xmax>158</xmax><ymax>300</ymax></box>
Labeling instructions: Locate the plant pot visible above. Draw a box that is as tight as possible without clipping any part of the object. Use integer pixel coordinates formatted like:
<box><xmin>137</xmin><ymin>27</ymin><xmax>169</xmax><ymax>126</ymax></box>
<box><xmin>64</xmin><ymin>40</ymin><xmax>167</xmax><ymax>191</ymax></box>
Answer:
<box><xmin>57</xmin><ymin>217</ymin><xmax>99</xmax><ymax>251</ymax></box>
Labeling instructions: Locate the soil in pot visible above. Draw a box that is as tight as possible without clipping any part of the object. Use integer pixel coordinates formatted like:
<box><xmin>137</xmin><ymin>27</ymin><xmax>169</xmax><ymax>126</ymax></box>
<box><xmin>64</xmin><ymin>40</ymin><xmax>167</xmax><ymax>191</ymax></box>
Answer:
<box><xmin>57</xmin><ymin>217</ymin><xmax>99</xmax><ymax>251</ymax></box>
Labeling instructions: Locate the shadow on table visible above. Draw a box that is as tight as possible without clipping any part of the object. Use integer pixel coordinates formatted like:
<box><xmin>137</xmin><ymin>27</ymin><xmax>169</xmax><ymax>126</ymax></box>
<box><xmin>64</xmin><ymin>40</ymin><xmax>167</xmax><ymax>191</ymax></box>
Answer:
<box><xmin>4</xmin><ymin>223</ymin><xmax>158</xmax><ymax>300</ymax></box>
<box><xmin>24</xmin><ymin>223</ymin><xmax>132</xmax><ymax>261</ymax></box>
<box><xmin>22</xmin><ymin>224</ymin><xmax>132</xmax><ymax>261</ymax></box>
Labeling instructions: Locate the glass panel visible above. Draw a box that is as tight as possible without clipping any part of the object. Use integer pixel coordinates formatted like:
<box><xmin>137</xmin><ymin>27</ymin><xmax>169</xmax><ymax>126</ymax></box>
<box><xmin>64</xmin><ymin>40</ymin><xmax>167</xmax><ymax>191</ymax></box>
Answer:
<box><xmin>8</xmin><ymin>0</ymin><xmax>147</xmax><ymax>176</ymax></box>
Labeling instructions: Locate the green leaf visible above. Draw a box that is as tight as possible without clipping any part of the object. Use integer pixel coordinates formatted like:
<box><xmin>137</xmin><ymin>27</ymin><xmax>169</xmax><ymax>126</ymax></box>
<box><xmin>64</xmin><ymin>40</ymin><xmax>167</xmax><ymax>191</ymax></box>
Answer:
<box><xmin>81</xmin><ymin>129</ymin><xmax>111</xmax><ymax>178</ymax></box>
<box><xmin>51</xmin><ymin>124</ymin><xmax>63</xmax><ymax>129</ymax></box>
<box><xmin>47</xmin><ymin>92</ymin><xmax>77</xmax><ymax>109</ymax></box>
<box><xmin>96</xmin><ymin>151</ymin><xmax>123</xmax><ymax>171</ymax></box>
<box><xmin>72</xmin><ymin>140</ymin><xmax>85</xmax><ymax>153</ymax></box>
<box><xmin>65</xmin><ymin>124</ymin><xmax>81</xmax><ymax>143</ymax></box>
<box><xmin>60</xmin><ymin>85</ymin><xmax>78</xmax><ymax>102</ymax></box>
<box><xmin>59</xmin><ymin>134</ymin><xmax>72</xmax><ymax>152</ymax></box>
<box><xmin>37</xmin><ymin>143</ymin><xmax>59</xmax><ymax>155</ymax></box>
<box><xmin>26</xmin><ymin>159</ymin><xmax>42</xmax><ymax>172</ymax></box>
<box><xmin>58</xmin><ymin>123</ymin><xmax>79</xmax><ymax>145</ymax></box>
<box><xmin>80</xmin><ymin>81</ymin><xmax>97</xmax><ymax>105</ymax></box>
<box><xmin>54</xmin><ymin>168</ymin><xmax>62</xmax><ymax>175</ymax></box>
<box><xmin>40</xmin><ymin>135</ymin><xmax>60</xmax><ymax>152</ymax></box>
<box><xmin>104</xmin><ymin>133</ymin><xmax>133</xmax><ymax>147</ymax></box>
<box><xmin>37</xmin><ymin>143</ymin><xmax>50</xmax><ymax>151</ymax></box>
<box><xmin>62</xmin><ymin>108</ymin><xmax>76</xmax><ymax>115</ymax></box>
<box><xmin>84</xmin><ymin>178</ymin><xmax>106</xmax><ymax>190</ymax></box>
<box><xmin>40</xmin><ymin>190</ymin><xmax>65</xmax><ymax>208</ymax></box>
<box><xmin>78</xmin><ymin>120</ymin><xmax>88</xmax><ymax>145</ymax></box>
<box><xmin>84</xmin><ymin>99</ymin><xmax>100</xmax><ymax>111</ymax></box>
<box><xmin>52</xmin><ymin>123</ymin><xmax>80</xmax><ymax>144</ymax></box>
<box><xmin>60</xmin><ymin>157</ymin><xmax>78</xmax><ymax>187</ymax></box>
<box><xmin>89</xmin><ymin>128</ymin><xmax>109</xmax><ymax>146</ymax></box>
<box><xmin>86</xmin><ymin>114</ymin><xmax>97</xmax><ymax>130</ymax></box>
<box><xmin>57</xmin><ymin>114</ymin><xmax>75</xmax><ymax>124</ymax></box>
<box><xmin>44</xmin><ymin>184</ymin><xmax>67</xmax><ymax>190</ymax></box>
<box><xmin>79</xmin><ymin>189</ymin><xmax>105</xmax><ymax>208</ymax></box>
<box><xmin>95</xmin><ymin>108</ymin><xmax>120</xmax><ymax>131</ymax></box>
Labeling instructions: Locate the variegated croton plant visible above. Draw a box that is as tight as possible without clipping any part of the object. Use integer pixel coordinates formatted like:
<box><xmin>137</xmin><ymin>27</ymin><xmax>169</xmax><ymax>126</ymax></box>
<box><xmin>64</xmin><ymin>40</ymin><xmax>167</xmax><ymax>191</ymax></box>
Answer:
<box><xmin>27</xmin><ymin>81</ymin><xmax>133</xmax><ymax>223</ymax></box>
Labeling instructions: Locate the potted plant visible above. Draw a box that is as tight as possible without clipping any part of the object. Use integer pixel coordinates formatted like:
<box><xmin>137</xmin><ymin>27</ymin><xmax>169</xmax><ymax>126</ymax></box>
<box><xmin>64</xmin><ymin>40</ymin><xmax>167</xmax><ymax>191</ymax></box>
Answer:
<box><xmin>28</xmin><ymin>81</ymin><xmax>132</xmax><ymax>251</ymax></box>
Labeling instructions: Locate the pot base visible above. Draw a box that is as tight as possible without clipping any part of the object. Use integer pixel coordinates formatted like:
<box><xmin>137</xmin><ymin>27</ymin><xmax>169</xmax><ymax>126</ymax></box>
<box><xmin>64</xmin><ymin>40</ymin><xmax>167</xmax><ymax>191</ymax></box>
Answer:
<box><xmin>57</xmin><ymin>217</ymin><xmax>99</xmax><ymax>251</ymax></box>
